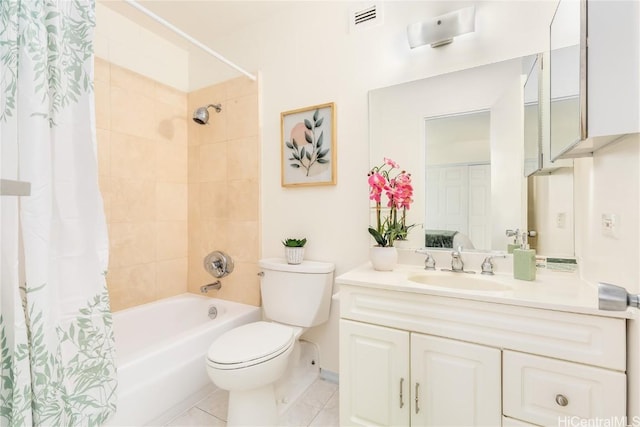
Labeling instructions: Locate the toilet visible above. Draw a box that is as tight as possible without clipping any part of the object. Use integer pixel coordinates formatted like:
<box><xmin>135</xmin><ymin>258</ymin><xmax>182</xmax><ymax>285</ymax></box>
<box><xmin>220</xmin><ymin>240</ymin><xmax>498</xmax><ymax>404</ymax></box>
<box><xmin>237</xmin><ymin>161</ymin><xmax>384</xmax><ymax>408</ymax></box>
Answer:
<box><xmin>206</xmin><ymin>258</ymin><xmax>334</xmax><ymax>426</ymax></box>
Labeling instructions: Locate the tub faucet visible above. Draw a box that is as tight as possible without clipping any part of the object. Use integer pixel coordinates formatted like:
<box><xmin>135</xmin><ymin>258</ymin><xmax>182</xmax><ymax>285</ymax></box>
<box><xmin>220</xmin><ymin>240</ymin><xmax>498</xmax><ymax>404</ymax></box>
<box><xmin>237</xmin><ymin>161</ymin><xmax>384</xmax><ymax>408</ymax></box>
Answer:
<box><xmin>200</xmin><ymin>281</ymin><xmax>222</xmax><ymax>293</ymax></box>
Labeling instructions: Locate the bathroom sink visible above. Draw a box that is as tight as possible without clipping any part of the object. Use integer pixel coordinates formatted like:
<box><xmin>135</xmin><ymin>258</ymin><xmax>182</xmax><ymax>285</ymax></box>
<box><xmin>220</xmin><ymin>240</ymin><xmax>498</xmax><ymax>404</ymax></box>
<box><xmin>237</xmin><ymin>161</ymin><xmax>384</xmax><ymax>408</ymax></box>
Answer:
<box><xmin>407</xmin><ymin>274</ymin><xmax>511</xmax><ymax>292</ymax></box>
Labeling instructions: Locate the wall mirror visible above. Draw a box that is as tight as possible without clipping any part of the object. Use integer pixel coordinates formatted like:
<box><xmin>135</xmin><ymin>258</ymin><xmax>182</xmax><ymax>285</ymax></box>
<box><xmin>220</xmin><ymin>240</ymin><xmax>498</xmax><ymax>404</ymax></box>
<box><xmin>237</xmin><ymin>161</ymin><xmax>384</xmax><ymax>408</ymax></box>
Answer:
<box><xmin>369</xmin><ymin>58</ymin><xmax>575</xmax><ymax>257</ymax></box>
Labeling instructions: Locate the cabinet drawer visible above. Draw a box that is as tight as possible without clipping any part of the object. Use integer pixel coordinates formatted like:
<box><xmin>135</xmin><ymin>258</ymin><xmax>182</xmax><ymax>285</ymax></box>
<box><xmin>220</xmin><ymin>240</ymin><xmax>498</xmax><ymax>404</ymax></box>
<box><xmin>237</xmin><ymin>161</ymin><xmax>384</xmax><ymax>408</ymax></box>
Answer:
<box><xmin>503</xmin><ymin>351</ymin><xmax>626</xmax><ymax>426</ymax></box>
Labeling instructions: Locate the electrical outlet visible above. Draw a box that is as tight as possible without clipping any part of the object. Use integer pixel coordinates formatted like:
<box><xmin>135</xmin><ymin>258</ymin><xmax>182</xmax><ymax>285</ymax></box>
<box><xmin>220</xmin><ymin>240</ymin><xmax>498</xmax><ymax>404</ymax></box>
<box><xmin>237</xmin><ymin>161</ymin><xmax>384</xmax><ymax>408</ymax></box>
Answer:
<box><xmin>601</xmin><ymin>213</ymin><xmax>618</xmax><ymax>238</ymax></box>
<box><xmin>556</xmin><ymin>212</ymin><xmax>566</xmax><ymax>229</ymax></box>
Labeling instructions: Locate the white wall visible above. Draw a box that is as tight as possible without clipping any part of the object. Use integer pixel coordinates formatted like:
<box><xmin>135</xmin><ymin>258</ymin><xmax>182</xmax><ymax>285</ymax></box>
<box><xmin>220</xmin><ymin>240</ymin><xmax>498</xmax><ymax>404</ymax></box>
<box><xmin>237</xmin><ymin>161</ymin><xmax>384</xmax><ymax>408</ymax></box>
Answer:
<box><xmin>575</xmin><ymin>135</ymin><xmax>640</xmax><ymax>292</ymax></box>
<box><xmin>531</xmin><ymin>169</ymin><xmax>575</xmax><ymax>257</ymax></box>
<box><xmin>94</xmin><ymin>2</ymin><xmax>189</xmax><ymax>91</ymax></box>
<box><xmin>573</xmin><ymin>134</ymin><xmax>640</xmax><ymax>418</ymax></box>
<box><xmin>427</xmin><ymin>139</ymin><xmax>490</xmax><ymax>166</ymax></box>
<box><xmin>201</xmin><ymin>1</ymin><xmax>557</xmax><ymax>373</ymax></box>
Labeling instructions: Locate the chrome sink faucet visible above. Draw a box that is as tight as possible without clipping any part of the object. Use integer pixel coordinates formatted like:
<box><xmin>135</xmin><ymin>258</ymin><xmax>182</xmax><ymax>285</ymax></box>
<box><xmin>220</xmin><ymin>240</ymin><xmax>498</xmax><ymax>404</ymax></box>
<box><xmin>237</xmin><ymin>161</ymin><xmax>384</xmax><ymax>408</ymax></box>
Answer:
<box><xmin>481</xmin><ymin>257</ymin><xmax>494</xmax><ymax>275</ymax></box>
<box><xmin>451</xmin><ymin>250</ymin><xmax>464</xmax><ymax>272</ymax></box>
<box><xmin>415</xmin><ymin>248</ymin><xmax>436</xmax><ymax>270</ymax></box>
<box><xmin>442</xmin><ymin>248</ymin><xmax>475</xmax><ymax>274</ymax></box>
<box><xmin>480</xmin><ymin>253</ymin><xmax>507</xmax><ymax>275</ymax></box>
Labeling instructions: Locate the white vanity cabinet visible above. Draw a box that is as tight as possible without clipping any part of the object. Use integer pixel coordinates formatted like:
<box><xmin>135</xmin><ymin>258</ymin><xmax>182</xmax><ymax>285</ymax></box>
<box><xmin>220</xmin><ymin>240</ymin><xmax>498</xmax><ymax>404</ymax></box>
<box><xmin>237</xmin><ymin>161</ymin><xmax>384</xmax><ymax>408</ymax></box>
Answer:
<box><xmin>338</xmin><ymin>282</ymin><xmax>628</xmax><ymax>426</ymax></box>
<box><xmin>340</xmin><ymin>319</ymin><xmax>501</xmax><ymax>426</ymax></box>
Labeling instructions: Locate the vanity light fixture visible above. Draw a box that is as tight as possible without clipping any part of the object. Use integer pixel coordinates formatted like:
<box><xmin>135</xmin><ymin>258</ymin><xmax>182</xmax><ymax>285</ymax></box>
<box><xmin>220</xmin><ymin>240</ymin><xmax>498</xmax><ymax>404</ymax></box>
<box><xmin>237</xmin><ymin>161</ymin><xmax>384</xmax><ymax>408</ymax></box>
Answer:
<box><xmin>407</xmin><ymin>6</ymin><xmax>476</xmax><ymax>49</ymax></box>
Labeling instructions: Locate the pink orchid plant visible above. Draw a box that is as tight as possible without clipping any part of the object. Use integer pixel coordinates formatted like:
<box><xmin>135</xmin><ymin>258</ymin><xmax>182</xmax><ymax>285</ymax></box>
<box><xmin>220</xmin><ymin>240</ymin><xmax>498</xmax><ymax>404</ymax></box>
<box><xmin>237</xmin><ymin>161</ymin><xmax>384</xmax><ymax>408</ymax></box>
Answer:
<box><xmin>368</xmin><ymin>158</ymin><xmax>415</xmax><ymax>247</ymax></box>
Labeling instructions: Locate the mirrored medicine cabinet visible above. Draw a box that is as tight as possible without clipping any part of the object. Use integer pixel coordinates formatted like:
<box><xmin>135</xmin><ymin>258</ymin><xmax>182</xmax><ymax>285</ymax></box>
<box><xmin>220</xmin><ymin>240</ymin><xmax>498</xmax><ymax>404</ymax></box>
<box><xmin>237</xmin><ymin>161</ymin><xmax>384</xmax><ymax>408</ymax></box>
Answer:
<box><xmin>523</xmin><ymin>50</ymin><xmax>573</xmax><ymax>177</ymax></box>
<box><xmin>549</xmin><ymin>0</ymin><xmax>639</xmax><ymax>160</ymax></box>
<box><xmin>523</xmin><ymin>54</ymin><xmax>542</xmax><ymax>177</ymax></box>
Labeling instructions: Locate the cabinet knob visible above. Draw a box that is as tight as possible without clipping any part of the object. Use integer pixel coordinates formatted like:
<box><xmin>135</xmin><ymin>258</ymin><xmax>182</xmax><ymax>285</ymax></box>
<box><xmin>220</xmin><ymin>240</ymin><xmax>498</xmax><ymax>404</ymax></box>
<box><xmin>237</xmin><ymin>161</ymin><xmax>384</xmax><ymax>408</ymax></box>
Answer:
<box><xmin>555</xmin><ymin>394</ymin><xmax>569</xmax><ymax>407</ymax></box>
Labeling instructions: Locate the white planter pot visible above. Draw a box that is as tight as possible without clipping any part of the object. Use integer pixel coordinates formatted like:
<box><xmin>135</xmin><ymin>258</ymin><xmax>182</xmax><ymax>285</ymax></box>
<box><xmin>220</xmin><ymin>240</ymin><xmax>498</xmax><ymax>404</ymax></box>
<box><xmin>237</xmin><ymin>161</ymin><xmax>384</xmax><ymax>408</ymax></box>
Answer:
<box><xmin>285</xmin><ymin>247</ymin><xmax>305</xmax><ymax>264</ymax></box>
<box><xmin>369</xmin><ymin>246</ymin><xmax>398</xmax><ymax>271</ymax></box>
<box><xmin>392</xmin><ymin>239</ymin><xmax>412</xmax><ymax>249</ymax></box>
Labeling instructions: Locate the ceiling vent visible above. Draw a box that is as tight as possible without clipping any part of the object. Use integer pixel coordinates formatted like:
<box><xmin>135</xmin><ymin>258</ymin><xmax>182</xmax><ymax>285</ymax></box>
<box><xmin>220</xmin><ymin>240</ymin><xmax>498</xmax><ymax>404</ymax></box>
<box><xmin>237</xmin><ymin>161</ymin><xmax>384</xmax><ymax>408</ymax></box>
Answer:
<box><xmin>349</xmin><ymin>3</ymin><xmax>384</xmax><ymax>33</ymax></box>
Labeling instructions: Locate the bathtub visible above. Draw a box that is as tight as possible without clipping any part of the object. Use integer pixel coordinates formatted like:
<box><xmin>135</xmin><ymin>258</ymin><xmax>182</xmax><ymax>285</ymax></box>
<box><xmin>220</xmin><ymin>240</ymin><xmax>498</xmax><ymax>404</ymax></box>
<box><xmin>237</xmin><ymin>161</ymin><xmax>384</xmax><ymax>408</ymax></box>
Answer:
<box><xmin>105</xmin><ymin>294</ymin><xmax>261</xmax><ymax>426</ymax></box>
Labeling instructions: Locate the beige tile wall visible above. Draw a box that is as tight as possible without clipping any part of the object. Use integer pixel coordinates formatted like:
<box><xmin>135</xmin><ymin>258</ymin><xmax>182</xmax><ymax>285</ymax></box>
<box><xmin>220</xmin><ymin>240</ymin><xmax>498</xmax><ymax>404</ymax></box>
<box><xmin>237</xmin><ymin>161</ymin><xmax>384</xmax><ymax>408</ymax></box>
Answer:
<box><xmin>187</xmin><ymin>77</ymin><xmax>261</xmax><ymax>307</ymax></box>
<box><xmin>96</xmin><ymin>59</ymin><xmax>260</xmax><ymax>310</ymax></box>
<box><xmin>95</xmin><ymin>58</ymin><xmax>189</xmax><ymax>311</ymax></box>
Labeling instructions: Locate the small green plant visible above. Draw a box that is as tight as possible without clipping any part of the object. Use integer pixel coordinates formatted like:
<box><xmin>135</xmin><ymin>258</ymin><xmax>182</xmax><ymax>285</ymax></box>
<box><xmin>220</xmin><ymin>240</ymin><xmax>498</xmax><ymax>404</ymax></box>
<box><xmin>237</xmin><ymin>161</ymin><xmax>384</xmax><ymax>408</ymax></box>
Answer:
<box><xmin>282</xmin><ymin>238</ymin><xmax>307</xmax><ymax>247</ymax></box>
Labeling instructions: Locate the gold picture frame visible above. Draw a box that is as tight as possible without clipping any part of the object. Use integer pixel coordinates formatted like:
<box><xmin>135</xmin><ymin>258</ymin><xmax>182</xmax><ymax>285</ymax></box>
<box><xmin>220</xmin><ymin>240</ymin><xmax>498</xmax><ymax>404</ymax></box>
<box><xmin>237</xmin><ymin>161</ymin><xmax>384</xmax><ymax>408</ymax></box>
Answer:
<box><xmin>281</xmin><ymin>102</ymin><xmax>336</xmax><ymax>187</ymax></box>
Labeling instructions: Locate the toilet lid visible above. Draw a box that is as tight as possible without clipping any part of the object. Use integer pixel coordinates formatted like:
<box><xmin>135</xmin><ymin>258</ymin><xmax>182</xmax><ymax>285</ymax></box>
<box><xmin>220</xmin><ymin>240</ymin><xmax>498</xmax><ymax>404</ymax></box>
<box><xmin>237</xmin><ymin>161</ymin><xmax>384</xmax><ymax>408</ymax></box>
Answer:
<box><xmin>207</xmin><ymin>322</ymin><xmax>294</xmax><ymax>368</ymax></box>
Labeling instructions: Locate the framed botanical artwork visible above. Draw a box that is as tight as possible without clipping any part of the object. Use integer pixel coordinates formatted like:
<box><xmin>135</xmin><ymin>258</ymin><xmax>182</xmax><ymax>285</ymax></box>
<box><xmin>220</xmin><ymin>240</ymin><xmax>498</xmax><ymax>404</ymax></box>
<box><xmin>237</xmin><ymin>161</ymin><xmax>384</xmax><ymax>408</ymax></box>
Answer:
<box><xmin>281</xmin><ymin>102</ymin><xmax>336</xmax><ymax>187</ymax></box>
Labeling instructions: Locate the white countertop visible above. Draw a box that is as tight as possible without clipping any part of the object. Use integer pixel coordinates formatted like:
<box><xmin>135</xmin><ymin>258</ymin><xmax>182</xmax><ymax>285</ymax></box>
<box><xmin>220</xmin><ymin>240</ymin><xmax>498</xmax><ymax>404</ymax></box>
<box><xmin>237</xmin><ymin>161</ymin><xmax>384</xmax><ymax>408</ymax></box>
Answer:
<box><xmin>336</xmin><ymin>262</ymin><xmax>634</xmax><ymax>319</ymax></box>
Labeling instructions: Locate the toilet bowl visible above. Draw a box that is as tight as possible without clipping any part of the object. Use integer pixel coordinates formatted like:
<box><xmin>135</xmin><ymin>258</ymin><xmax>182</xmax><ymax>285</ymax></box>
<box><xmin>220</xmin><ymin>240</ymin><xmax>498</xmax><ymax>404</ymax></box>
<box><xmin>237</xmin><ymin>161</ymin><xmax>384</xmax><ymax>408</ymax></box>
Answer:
<box><xmin>206</xmin><ymin>321</ymin><xmax>297</xmax><ymax>391</ymax></box>
<box><xmin>206</xmin><ymin>322</ymin><xmax>298</xmax><ymax>425</ymax></box>
<box><xmin>205</xmin><ymin>258</ymin><xmax>335</xmax><ymax>427</ymax></box>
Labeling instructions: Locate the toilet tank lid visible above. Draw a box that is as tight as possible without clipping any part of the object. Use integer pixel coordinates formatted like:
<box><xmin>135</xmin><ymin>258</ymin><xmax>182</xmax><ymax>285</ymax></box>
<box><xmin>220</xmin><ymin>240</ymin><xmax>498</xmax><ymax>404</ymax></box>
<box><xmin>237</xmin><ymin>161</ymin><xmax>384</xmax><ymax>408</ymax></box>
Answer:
<box><xmin>259</xmin><ymin>258</ymin><xmax>334</xmax><ymax>274</ymax></box>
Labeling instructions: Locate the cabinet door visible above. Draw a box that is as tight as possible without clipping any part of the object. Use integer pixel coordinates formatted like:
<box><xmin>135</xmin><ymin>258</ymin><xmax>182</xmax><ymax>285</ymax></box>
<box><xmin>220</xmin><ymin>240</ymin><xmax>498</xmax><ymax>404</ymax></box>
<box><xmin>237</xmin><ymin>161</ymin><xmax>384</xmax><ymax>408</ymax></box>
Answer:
<box><xmin>339</xmin><ymin>319</ymin><xmax>410</xmax><ymax>426</ymax></box>
<box><xmin>411</xmin><ymin>333</ymin><xmax>502</xmax><ymax>426</ymax></box>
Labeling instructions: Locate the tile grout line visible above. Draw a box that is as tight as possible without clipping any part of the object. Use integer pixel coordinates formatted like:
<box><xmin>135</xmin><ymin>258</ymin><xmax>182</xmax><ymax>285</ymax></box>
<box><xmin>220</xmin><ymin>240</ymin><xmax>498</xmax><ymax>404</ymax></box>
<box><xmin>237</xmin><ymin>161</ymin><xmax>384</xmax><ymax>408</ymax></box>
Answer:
<box><xmin>305</xmin><ymin>387</ymin><xmax>339</xmax><ymax>427</ymax></box>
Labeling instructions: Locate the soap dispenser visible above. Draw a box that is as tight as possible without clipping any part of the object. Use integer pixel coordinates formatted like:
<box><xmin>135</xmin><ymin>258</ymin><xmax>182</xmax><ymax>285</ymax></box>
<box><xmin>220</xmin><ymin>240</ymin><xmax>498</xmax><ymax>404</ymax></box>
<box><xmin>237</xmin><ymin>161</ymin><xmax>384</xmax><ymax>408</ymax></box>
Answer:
<box><xmin>513</xmin><ymin>232</ymin><xmax>536</xmax><ymax>281</ymax></box>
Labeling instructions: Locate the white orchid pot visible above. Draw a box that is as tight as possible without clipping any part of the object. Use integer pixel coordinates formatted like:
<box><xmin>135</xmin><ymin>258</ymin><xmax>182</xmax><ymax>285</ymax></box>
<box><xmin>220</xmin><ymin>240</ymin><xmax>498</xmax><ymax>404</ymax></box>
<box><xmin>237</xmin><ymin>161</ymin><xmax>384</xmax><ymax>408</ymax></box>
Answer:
<box><xmin>285</xmin><ymin>247</ymin><xmax>305</xmax><ymax>265</ymax></box>
<box><xmin>369</xmin><ymin>246</ymin><xmax>398</xmax><ymax>271</ymax></box>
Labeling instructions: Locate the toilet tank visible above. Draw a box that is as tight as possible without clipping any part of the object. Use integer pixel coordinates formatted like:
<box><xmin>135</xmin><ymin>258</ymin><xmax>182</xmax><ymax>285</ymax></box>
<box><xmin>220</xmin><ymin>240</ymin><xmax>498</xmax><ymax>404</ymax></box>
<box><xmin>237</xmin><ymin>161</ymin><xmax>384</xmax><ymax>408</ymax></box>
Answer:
<box><xmin>258</xmin><ymin>258</ymin><xmax>334</xmax><ymax>327</ymax></box>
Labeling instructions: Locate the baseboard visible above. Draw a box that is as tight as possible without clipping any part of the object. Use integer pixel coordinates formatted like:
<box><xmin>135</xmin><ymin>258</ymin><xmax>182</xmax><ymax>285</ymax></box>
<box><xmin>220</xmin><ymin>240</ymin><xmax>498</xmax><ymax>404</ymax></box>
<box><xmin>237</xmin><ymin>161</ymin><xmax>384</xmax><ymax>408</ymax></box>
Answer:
<box><xmin>319</xmin><ymin>369</ymin><xmax>339</xmax><ymax>384</ymax></box>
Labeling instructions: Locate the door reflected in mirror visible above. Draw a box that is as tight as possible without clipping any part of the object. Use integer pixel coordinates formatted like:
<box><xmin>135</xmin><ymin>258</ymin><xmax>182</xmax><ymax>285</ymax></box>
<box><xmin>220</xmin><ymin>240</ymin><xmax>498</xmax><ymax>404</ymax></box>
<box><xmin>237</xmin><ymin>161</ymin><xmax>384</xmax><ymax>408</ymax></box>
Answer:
<box><xmin>425</xmin><ymin>111</ymin><xmax>491</xmax><ymax>251</ymax></box>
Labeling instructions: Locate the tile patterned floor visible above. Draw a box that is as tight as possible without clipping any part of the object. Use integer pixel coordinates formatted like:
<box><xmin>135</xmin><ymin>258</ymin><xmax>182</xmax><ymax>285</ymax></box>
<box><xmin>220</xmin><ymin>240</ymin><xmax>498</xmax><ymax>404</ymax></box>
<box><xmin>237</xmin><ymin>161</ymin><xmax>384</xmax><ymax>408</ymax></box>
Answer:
<box><xmin>166</xmin><ymin>378</ymin><xmax>339</xmax><ymax>427</ymax></box>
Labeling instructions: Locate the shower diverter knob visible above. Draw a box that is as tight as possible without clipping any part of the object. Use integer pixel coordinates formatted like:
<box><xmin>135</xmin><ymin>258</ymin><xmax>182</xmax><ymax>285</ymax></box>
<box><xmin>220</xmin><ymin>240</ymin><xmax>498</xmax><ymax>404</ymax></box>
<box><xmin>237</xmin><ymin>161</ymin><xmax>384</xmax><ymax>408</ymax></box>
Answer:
<box><xmin>204</xmin><ymin>250</ymin><xmax>234</xmax><ymax>278</ymax></box>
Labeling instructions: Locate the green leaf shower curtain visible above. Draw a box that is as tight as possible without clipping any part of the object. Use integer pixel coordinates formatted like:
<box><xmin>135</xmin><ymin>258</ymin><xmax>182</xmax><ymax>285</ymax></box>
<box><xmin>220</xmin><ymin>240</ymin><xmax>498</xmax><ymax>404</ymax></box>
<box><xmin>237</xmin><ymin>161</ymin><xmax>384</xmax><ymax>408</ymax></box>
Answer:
<box><xmin>0</xmin><ymin>1</ymin><xmax>117</xmax><ymax>425</ymax></box>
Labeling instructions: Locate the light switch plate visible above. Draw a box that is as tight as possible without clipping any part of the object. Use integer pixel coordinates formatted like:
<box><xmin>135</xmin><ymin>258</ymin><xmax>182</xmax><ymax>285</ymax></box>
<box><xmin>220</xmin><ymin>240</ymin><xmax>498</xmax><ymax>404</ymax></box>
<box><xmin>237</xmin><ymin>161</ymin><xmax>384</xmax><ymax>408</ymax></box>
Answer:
<box><xmin>601</xmin><ymin>213</ymin><xmax>618</xmax><ymax>238</ymax></box>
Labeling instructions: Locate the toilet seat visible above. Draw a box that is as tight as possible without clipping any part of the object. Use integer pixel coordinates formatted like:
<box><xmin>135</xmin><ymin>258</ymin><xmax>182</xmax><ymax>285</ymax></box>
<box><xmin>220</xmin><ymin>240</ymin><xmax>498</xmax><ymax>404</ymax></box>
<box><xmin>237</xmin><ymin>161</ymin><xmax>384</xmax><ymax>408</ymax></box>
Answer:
<box><xmin>207</xmin><ymin>321</ymin><xmax>294</xmax><ymax>370</ymax></box>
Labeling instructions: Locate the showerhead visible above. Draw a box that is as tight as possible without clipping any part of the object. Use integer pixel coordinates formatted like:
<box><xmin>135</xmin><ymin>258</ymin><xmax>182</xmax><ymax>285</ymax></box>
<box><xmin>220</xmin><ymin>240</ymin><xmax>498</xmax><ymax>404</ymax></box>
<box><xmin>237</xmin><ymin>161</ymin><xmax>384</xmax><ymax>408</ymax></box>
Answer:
<box><xmin>193</xmin><ymin>103</ymin><xmax>222</xmax><ymax>125</ymax></box>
